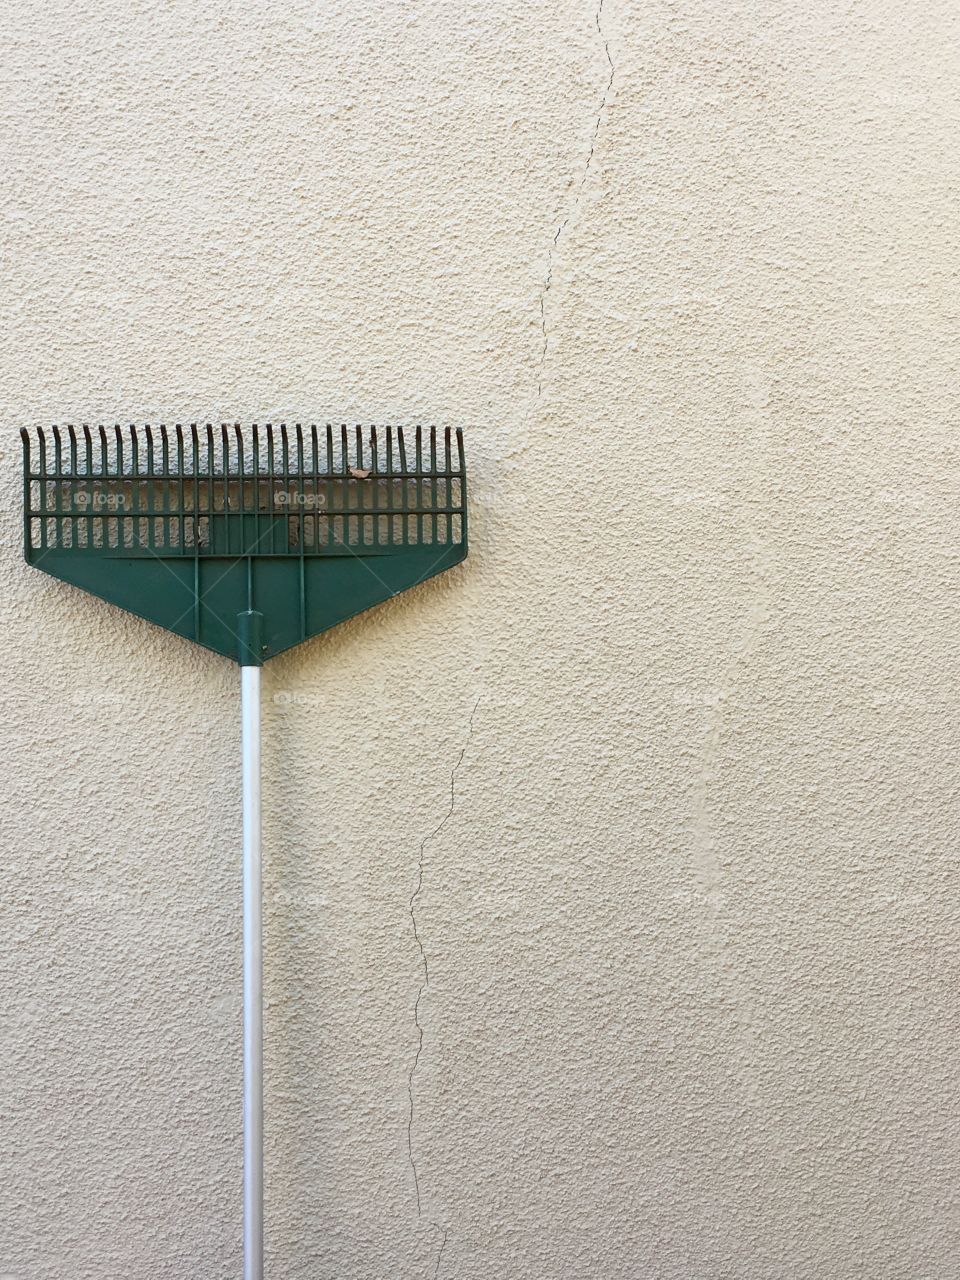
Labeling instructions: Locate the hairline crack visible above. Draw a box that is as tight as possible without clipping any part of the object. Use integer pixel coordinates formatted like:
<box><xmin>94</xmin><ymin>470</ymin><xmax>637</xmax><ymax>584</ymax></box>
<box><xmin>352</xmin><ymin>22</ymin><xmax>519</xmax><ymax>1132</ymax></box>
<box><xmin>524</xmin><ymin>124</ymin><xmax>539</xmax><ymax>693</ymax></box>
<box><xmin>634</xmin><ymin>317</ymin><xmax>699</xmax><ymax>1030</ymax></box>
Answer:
<box><xmin>407</xmin><ymin>696</ymin><xmax>482</xmax><ymax>1273</ymax></box>
<box><xmin>536</xmin><ymin>0</ymin><xmax>616</xmax><ymax>397</ymax></box>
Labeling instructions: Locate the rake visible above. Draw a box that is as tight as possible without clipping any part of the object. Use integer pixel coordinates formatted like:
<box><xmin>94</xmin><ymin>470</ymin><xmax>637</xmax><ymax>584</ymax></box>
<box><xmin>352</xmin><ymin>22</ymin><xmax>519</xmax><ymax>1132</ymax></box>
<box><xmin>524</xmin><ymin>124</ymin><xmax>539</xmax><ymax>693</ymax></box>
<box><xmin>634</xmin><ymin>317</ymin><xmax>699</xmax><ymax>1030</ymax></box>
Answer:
<box><xmin>21</xmin><ymin>423</ymin><xmax>468</xmax><ymax>1280</ymax></box>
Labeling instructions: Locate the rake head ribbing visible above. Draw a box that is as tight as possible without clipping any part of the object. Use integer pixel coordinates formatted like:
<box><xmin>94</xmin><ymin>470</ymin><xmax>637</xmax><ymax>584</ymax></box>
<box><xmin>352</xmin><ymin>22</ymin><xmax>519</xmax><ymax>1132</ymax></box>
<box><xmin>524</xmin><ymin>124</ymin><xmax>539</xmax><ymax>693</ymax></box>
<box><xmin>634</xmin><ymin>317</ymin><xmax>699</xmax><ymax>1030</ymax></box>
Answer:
<box><xmin>22</xmin><ymin>424</ymin><xmax>467</xmax><ymax>662</ymax></box>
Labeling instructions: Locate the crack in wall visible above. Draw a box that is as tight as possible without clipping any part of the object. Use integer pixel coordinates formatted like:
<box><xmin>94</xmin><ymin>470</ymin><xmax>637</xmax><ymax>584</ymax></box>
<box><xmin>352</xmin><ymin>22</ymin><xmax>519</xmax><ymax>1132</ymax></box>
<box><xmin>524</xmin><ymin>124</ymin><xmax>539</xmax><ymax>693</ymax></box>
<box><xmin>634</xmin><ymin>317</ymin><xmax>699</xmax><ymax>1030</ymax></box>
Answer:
<box><xmin>536</xmin><ymin>0</ymin><xmax>615</xmax><ymax>397</ymax></box>
<box><xmin>407</xmin><ymin>696</ymin><xmax>481</xmax><ymax>1275</ymax></box>
<box><xmin>434</xmin><ymin>1227</ymin><xmax>448</xmax><ymax>1278</ymax></box>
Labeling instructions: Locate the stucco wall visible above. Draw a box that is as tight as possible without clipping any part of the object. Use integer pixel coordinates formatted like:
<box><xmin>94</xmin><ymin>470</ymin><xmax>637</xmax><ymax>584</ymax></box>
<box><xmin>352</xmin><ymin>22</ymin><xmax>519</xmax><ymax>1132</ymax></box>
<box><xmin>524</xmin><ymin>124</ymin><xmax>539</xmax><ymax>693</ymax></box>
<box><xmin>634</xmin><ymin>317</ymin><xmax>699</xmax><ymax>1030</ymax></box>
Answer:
<box><xmin>3</xmin><ymin>1</ymin><xmax>960</xmax><ymax>1276</ymax></box>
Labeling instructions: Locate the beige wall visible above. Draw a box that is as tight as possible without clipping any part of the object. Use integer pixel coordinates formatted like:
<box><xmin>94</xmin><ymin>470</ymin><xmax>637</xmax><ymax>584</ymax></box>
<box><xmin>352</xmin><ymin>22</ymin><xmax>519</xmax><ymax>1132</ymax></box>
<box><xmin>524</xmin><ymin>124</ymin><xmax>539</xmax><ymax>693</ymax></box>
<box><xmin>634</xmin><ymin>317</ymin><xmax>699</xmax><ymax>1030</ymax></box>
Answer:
<box><xmin>3</xmin><ymin>0</ymin><xmax>960</xmax><ymax>1276</ymax></box>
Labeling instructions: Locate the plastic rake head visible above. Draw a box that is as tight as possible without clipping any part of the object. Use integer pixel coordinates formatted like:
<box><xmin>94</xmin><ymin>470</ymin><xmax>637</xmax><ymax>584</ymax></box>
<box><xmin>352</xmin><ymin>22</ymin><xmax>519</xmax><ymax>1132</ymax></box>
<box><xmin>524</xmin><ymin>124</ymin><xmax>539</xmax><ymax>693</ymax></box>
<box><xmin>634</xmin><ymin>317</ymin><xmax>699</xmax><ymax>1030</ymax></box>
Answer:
<box><xmin>22</xmin><ymin>424</ymin><xmax>468</xmax><ymax>662</ymax></box>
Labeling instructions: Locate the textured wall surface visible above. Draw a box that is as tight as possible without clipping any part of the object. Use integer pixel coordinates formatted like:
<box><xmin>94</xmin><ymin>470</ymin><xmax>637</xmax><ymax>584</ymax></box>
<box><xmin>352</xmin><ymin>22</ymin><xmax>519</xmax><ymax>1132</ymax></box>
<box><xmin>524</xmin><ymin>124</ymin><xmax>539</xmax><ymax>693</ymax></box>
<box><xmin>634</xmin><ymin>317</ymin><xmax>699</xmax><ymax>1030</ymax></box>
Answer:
<box><xmin>3</xmin><ymin>1</ymin><xmax>960</xmax><ymax>1276</ymax></box>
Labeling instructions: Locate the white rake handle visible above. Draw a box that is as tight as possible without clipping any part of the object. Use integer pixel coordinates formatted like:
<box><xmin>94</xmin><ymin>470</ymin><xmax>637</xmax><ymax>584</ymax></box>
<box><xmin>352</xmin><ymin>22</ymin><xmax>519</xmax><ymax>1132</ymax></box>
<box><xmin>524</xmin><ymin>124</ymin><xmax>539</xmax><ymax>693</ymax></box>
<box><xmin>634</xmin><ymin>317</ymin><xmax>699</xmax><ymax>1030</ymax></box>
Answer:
<box><xmin>241</xmin><ymin>662</ymin><xmax>263</xmax><ymax>1280</ymax></box>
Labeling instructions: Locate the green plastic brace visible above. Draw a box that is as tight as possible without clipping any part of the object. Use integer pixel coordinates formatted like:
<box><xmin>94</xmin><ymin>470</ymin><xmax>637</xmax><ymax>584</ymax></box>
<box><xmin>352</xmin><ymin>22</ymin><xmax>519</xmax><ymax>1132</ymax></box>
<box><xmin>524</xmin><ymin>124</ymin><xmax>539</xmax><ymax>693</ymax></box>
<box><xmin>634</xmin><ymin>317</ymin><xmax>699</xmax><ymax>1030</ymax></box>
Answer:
<box><xmin>21</xmin><ymin>424</ymin><xmax>468</xmax><ymax>663</ymax></box>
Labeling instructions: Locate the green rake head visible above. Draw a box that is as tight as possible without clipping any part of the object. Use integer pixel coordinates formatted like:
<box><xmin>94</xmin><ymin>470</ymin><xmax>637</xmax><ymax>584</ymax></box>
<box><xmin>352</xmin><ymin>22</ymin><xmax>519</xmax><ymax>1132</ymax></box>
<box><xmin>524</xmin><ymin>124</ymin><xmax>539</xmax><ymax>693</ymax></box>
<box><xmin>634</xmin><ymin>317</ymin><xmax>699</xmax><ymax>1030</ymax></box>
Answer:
<box><xmin>22</xmin><ymin>424</ymin><xmax>467</xmax><ymax>663</ymax></box>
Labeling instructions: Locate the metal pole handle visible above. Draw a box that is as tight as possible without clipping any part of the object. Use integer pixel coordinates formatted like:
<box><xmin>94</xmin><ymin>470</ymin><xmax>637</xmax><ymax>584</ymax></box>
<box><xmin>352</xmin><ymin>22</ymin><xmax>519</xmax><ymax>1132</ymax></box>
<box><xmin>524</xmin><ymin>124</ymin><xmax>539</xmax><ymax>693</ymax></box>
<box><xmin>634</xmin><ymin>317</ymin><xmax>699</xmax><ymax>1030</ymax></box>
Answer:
<box><xmin>240</xmin><ymin>613</ymin><xmax>264</xmax><ymax>1280</ymax></box>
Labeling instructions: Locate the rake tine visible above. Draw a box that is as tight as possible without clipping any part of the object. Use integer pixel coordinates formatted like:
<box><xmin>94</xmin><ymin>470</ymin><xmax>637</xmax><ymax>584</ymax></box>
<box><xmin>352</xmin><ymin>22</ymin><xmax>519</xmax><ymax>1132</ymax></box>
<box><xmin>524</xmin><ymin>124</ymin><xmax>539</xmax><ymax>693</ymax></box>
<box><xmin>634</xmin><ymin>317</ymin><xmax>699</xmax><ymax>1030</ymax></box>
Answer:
<box><xmin>144</xmin><ymin>426</ymin><xmax>155</xmax><ymax>550</ymax></box>
<box><xmin>397</xmin><ymin>428</ymin><xmax>408</xmax><ymax>547</ymax></box>
<box><xmin>292</xmin><ymin>423</ymin><xmax>306</xmax><ymax>556</ymax></box>
<box><xmin>52</xmin><ymin>429</ymin><xmax>62</xmax><ymax>520</ymax></box>
<box><xmin>20</xmin><ymin>429</ymin><xmax>31</xmax><ymax>557</ymax></box>
<box><xmin>429</xmin><ymin>427</ymin><xmax>438</xmax><ymax>545</ymax></box>
<box><xmin>67</xmin><ymin>425</ymin><xmax>78</xmax><ymax>479</ymax></box>
<box><xmin>385</xmin><ymin>426</ymin><xmax>394</xmax><ymax>547</ymax></box>
<box><xmin>37</xmin><ymin>429</ymin><xmax>48</xmax><ymax>550</ymax></box>
<box><xmin>80</xmin><ymin>426</ymin><xmax>93</xmax><ymax>546</ymax></box>
<box><xmin>221</xmin><ymin>424</ymin><xmax>232</xmax><ymax>548</ymax></box>
<box><xmin>265</xmin><ymin>425</ymin><xmax>276</xmax><ymax>549</ymax></box>
<box><xmin>160</xmin><ymin>424</ymin><xmax>170</xmax><ymax>494</ymax></box>
<box><xmin>324</xmin><ymin>426</ymin><xmax>333</xmax><ymax>547</ymax></box>
<box><xmin>251</xmin><ymin>425</ymin><xmax>260</xmax><ymax>546</ymax></box>
<box><xmin>112</xmin><ymin>430</ymin><xmax>122</xmax><ymax>545</ymax></box>
<box><xmin>191</xmin><ymin>426</ymin><xmax>201</xmax><ymax>549</ymax></box>
<box><xmin>51</xmin><ymin>427</ymin><xmax>63</xmax><ymax>548</ymax></box>
<box><xmin>443</xmin><ymin>429</ymin><xmax>451</xmax><ymax>543</ymax></box>
<box><xmin>443</xmin><ymin>429</ymin><xmax>453</xmax><ymax>545</ymax></box>
<box><xmin>354</xmin><ymin>426</ymin><xmax>365</xmax><ymax>540</ymax></box>
<box><xmin>206</xmin><ymin>425</ymin><xmax>215</xmax><ymax>538</ymax></box>
<box><xmin>291</xmin><ymin>425</ymin><xmax>303</xmax><ymax>548</ymax></box>
<box><xmin>371</xmin><ymin>428</ymin><xmax>380</xmax><ymax>544</ymax></box>
<box><xmin>281</xmin><ymin>426</ymin><xmax>290</xmax><ymax>544</ymax></box>
<box><xmin>304</xmin><ymin>422</ymin><xmax>320</xmax><ymax>542</ymax></box>
<box><xmin>457</xmin><ymin>427</ymin><xmax>466</xmax><ymax>545</ymax></box>
<box><xmin>295</xmin><ymin>423</ymin><xmax>304</xmax><ymax>477</ymax></box>
<box><xmin>415</xmin><ymin>426</ymin><xmax>424</xmax><ymax>546</ymax></box>
<box><xmin>176</xmin><ymin>425</ymin><xmax>187</xmax><ymax>551</ymax></box>
<box><xmin>307</xmin><ymin>426</ymin><xmax>319</xmax><ymax>547</ymax></box>
<box><xmin>124</xmin><ymin>430</ymin><xmax>136</xmax><ymax>545</ymax></box>
<box><xmin>234</xmin><ymin>425</ymin><xmax>245</xmax><ymax>528</ymax></box>
<box><xmin>82</xmin><ymin>427</ymin><xmax>93</xmax><ymax>488</ymax></box>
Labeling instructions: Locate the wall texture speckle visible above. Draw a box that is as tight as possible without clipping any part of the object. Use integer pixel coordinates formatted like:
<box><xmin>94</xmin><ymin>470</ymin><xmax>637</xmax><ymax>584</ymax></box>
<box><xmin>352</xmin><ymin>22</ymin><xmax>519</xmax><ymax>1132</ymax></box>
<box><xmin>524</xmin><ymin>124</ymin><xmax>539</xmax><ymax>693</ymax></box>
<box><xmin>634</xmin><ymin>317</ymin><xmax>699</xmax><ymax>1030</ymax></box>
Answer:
<box><xmin>3</xmin><ymin>1</ymin><xmax>960</xmax><ymax>1276</ymax></box>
